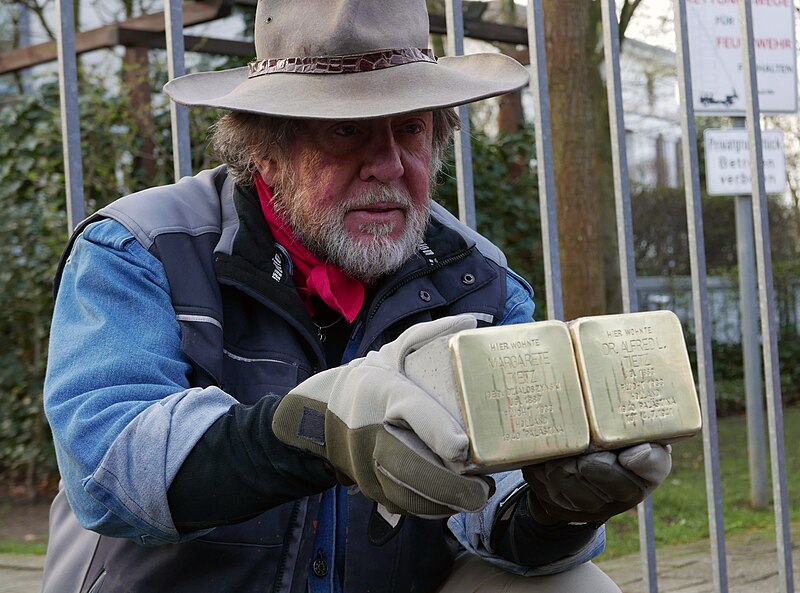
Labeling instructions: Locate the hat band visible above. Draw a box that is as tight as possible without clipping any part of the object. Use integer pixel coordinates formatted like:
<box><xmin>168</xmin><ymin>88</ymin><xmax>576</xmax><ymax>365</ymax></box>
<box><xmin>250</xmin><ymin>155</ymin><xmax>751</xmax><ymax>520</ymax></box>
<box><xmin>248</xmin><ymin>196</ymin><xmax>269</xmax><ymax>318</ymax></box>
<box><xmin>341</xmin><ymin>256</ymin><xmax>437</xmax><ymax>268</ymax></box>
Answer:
<box><xmin>247</xmin><ymin>48</ymin><xmax>436</xmax><ymax>78</ymax></box>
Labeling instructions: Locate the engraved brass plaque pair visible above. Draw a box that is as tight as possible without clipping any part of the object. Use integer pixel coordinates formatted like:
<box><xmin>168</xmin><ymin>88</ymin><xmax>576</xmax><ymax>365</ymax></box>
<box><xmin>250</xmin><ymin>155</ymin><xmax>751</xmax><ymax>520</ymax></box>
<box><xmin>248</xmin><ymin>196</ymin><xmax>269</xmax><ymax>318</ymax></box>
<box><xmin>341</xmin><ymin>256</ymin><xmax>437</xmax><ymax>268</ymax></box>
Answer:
<box><xmin>404</xmin><ymin>311</ymin><xmax>702</xmax><ymax>473</ymax></box>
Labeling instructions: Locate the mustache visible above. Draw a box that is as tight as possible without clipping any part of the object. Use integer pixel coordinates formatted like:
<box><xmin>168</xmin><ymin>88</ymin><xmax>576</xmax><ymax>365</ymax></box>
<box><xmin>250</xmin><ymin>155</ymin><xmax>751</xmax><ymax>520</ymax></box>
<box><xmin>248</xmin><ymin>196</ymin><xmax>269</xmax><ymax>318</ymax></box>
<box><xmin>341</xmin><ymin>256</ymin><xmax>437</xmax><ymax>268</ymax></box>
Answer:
<box><xmin>338</xmin><ymin>185</ymin><xmax>415</xmax><ymax>212</ymax></box>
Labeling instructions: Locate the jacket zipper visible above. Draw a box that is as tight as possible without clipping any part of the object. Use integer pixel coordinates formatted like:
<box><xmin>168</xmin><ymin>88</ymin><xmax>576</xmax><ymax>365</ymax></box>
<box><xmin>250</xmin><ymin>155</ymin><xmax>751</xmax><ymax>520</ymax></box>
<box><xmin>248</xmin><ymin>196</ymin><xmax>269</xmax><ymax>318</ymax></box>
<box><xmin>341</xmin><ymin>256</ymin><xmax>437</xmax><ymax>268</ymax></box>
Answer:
<box><xmin>217</xmin><ymin>275</ymin><xmax>327</xmax><ymax>371</ymax></box>
<box><xmin>271</xmin><ymin>499</ymin><xmax>302</xmax><ymax>593</ymax></box>
<box><xmin>368</xmin><ymin>247</ymin><xmax>474</xmax><ymax>322</ymax></box>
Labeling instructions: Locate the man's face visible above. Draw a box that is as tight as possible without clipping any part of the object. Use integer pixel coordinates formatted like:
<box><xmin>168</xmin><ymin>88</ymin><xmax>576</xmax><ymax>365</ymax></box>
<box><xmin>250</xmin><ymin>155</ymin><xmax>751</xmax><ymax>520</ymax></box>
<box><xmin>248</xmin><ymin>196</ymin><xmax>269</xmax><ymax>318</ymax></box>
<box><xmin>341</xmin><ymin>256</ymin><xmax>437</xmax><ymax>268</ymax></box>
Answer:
<box><xmin>259</xmin><ymin>112</ymin><xmax>435</xmax><ymax>282</ymax></box>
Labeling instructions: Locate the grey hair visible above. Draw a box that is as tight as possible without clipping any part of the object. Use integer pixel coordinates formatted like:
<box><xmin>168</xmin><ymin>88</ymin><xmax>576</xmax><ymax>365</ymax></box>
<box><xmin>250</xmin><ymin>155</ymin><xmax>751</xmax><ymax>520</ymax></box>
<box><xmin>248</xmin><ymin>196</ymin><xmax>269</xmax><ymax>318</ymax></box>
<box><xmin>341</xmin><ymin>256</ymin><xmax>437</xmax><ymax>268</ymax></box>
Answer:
<box><xmin>209</xmin><ymin>113</ymin><xmax>297</xmax><ymax>185</ymax></box>
<box><xmin>210</xmin><ymin>108</ymin><xmax>460</xmax><ymax>185</ymax></box>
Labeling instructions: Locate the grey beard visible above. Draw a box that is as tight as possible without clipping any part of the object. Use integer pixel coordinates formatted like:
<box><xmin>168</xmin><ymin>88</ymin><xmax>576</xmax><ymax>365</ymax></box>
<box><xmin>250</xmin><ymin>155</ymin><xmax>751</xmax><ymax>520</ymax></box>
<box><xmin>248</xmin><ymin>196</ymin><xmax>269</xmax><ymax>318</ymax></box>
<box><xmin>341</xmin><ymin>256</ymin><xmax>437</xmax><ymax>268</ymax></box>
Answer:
<box><xmin>272</xmin><ymin>183</ymin><xmax>430</xmax><ymax>282</ymax></box>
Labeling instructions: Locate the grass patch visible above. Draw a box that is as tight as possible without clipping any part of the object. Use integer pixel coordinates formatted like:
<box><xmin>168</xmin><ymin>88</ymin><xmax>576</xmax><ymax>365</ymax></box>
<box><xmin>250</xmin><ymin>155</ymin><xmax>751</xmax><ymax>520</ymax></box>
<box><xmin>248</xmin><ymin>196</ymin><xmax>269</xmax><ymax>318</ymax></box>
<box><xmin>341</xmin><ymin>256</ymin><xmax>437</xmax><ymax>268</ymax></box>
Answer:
<box><xmin>0</xmin><ymin>541</ymin><xmax>47</xmax><ymax>555</ymax></box>
<box><xmin>603</xmin><ymin>404</ymin><xmax>800</xmax><ymax>558</ymax></box>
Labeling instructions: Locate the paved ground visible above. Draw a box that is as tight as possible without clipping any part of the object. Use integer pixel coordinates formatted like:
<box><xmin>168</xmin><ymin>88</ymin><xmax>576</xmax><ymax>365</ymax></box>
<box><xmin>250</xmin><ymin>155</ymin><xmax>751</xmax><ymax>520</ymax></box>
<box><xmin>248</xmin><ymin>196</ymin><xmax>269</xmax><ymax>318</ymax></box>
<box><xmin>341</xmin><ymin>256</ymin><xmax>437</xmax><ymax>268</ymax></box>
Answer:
<box><xmin>599</xmin><ymin>530</ymin><xmax>800</xmax><ymax>592</ymax></box>
<box><xmin>1</xmin><ymin>531</ymin><xmax>798</xmax><ymax>592</ymax></box>
<box><xmin>0</xmin><ymin>555</ymin><xmax>44</xmax><ymax>593</ymax></box>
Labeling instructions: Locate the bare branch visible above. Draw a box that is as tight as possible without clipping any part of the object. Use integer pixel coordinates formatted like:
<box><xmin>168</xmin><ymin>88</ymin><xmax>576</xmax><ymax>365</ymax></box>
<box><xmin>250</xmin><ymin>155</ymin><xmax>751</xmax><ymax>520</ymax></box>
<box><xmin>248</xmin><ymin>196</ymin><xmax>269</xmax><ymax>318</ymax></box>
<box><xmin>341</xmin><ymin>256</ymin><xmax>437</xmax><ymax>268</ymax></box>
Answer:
<box><xmin>12</xmin><ymin>0</ymin><xmax>56</xmax><ymax>40</ymax></box>
<box><xmin>618</xmin><ymin>0</ymin><xmax>644</xmax><ymax>48</ymax></box>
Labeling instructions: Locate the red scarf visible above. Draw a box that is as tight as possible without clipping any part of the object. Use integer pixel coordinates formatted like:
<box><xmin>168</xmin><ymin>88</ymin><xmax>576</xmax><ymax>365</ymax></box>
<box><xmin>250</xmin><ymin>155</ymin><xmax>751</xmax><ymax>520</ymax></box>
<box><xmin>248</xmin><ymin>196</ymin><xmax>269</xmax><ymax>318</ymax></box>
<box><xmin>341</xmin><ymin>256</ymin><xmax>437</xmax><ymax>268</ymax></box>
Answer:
<box><xmin>254</xmin><ymin>174</ymin><xmax>365</xmax><ymax>322</ymax></box>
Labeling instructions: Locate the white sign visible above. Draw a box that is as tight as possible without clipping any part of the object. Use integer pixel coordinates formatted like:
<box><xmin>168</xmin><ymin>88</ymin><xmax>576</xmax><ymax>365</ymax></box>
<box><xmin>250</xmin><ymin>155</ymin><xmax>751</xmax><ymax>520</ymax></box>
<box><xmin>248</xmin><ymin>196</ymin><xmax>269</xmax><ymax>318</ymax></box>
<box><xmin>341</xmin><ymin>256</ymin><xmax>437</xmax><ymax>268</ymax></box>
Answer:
<box><xmin>704</xmin><ymin>129</ymin><xmax>786</xmax><ymax>195</ymax></box>
<box><xmin>687</xmin><ymin>0</ymin><xmax>797</xmax><ymax>114</ymax></box>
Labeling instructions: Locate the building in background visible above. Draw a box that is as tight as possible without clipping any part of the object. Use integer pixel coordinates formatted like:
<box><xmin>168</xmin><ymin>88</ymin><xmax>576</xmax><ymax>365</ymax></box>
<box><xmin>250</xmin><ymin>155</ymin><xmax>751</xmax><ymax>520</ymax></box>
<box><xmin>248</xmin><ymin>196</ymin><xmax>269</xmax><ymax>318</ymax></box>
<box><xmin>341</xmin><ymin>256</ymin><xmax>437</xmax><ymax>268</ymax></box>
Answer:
<box><xmin>621</xmin><ymin>38</ymin><xmax>682</xmax><ymax>189</ymax></box>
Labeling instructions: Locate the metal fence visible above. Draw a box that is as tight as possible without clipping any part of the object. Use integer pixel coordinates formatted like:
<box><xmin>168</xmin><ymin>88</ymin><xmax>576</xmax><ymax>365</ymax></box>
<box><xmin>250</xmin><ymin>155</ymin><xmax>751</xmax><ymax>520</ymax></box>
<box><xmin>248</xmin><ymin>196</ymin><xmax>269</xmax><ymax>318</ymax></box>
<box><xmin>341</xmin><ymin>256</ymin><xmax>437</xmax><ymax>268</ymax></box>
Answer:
<box><xmin>50</xmin><ymin>1</ymin><xmax>792</xmax><ymax>592</ymax></box>
<box><xmin>638</xmin><ymin>275</ymin><xmax>800</xmax><ymax>344</ymax></box>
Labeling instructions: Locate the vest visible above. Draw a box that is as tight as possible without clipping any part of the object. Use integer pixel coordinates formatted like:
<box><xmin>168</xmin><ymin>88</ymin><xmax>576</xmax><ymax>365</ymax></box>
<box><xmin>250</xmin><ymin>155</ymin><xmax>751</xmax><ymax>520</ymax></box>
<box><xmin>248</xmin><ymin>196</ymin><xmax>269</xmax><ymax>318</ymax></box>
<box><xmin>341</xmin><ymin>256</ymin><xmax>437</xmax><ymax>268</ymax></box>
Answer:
<box><xmin>43</xmin><ymin>167</ymin><xmax>510</xmax><ymax>593</ymax></box>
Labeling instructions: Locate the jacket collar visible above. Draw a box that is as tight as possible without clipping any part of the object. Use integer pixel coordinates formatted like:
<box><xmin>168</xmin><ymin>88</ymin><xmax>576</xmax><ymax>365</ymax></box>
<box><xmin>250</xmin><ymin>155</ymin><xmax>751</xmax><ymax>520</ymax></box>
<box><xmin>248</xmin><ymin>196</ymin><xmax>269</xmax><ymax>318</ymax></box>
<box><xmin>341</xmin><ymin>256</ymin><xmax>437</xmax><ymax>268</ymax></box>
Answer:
<box><xmin>214</xmin><ymin>182</ymin><xmax>494</xmax><ymax>358</ymax></box>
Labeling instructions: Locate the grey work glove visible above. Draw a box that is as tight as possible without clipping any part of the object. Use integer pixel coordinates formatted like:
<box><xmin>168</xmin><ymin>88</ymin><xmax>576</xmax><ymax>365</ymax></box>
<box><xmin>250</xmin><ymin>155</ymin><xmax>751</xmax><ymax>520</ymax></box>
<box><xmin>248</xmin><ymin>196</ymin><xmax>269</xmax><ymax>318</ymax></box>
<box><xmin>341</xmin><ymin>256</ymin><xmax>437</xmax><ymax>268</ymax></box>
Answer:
<box><xmin>272</xmin><ymin>315</ymin><xmax>491</xmax><ymax>518</ymax></box>
<box><xmin>522</xmin><ymin>443</ymin><xmax>672</xmax><ymax>526</ymax></box>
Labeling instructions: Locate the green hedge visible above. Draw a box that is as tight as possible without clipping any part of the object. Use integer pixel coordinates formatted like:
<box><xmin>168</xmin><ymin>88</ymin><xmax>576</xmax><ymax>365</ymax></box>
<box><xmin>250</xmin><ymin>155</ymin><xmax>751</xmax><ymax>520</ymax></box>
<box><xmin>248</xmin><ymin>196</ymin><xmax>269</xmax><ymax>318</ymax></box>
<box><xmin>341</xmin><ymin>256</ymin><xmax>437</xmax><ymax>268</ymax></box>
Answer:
<box><xmin>0</xmin><ymin>79</ymin><xmax>218</xmax><ymax>488</ymax></box>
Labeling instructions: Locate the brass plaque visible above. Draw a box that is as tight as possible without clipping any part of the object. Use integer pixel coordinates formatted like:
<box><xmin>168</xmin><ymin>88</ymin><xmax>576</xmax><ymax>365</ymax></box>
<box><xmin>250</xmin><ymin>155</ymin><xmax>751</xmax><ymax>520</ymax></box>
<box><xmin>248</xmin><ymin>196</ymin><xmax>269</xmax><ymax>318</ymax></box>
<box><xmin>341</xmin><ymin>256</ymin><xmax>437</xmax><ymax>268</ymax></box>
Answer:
<box><xmin>405</xmin><ymin>321</ymin><xmax>590</xmax><ymax>473</ymax></box>
<box><xmin>569</xmin><ymin>310</ymin><xmax>702</xmax><ymax>449</ymax></box>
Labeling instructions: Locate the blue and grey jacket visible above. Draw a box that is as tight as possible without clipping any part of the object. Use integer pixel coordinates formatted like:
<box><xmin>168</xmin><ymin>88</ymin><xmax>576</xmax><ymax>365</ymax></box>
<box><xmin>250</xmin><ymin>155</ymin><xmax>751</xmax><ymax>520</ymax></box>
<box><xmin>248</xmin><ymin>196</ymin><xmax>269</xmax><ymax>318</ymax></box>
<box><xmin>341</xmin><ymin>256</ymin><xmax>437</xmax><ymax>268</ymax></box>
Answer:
<box><xmin>42</xmin><ymin>167</ymin><xmax>604</xmax><ymax>593</ymax></box>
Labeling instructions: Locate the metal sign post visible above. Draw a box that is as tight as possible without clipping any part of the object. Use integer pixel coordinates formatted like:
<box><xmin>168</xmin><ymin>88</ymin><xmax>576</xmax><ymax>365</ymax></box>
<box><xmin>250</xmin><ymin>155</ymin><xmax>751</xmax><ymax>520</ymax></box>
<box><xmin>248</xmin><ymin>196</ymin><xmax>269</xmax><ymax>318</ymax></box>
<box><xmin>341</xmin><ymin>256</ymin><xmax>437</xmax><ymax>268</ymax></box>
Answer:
<box><xmin>738</xmin><ymin>2</ymin><xmax>793</xmax><ymax>591</ymax></box>
<box><xmin>599</xmin><ymin>2</ymin><xmax>657</xmax><ymax>591</ymax></box>
<box><xmin>445</xmin><ymin>0</ymin><xmax>477</xmax><ymax>230</ymax></box>
<box><xmin>674</xmin><ymin>2</ymin><xmax>729</xmax><ymax>592</ymax></box>
<box><xmin>165</xmin><ymin>0</ymin><xmax>192</xmax><ymax>181</ymax></box>
<box><xmin>734</xmin><ymin>193</ymin><xmax>769</xmax><ymax>509</ymax></box>
<box><xmin>55</xmin><ymin>0</ymin><xmax>85</xmax><ymax>231</ymax></box>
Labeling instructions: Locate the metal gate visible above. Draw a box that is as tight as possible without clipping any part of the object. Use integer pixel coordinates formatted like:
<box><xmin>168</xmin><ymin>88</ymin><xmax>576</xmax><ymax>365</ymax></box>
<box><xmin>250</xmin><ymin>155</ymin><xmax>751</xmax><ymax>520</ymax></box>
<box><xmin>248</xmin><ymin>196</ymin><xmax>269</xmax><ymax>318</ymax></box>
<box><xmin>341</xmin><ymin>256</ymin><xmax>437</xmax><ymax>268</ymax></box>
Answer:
<box><xmin>48</xmin><ymin>1</ymin><xmax>793</xmax><ymax>592</ymax></box>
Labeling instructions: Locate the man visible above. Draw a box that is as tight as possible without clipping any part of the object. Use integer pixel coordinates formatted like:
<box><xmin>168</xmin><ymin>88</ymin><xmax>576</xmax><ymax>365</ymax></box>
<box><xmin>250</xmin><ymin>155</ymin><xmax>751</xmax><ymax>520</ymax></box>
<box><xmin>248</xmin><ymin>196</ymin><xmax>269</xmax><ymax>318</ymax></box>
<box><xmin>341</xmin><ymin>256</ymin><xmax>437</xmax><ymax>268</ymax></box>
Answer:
<box><xmin>42</xmin><ymin>1</ymin><xmax>670</xmax><ymax>592</ymax></box>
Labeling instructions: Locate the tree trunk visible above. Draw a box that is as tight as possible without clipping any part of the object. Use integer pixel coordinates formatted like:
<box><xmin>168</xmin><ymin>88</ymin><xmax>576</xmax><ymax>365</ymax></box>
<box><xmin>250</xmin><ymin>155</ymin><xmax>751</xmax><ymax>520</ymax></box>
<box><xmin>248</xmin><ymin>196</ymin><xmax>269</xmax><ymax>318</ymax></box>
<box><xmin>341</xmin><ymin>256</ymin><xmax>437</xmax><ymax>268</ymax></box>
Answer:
<box><xmin>543</xmin><ymin>0</ymin><xmax>607</xmax><ymax>318</ymax></box>
<box><xmin>123</xmin><ymin>46</ymin><xmax>156</xmax><ymax>183</ymax></box>
<box><xmin>497</xmin><ymin>90</ymin><xmax>523</xmax><ymax>136</ymax></box>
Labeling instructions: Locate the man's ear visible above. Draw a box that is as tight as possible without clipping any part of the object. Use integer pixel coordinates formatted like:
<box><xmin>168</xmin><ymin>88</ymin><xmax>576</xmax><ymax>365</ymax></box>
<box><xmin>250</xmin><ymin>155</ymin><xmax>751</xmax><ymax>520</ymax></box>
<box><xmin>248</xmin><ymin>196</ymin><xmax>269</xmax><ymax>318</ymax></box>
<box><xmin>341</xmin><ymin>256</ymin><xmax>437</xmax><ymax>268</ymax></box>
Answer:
<box><xmin>255</xmin><ymin>159</ymin><xmax>280</xmax><ymax>187</ymax></box>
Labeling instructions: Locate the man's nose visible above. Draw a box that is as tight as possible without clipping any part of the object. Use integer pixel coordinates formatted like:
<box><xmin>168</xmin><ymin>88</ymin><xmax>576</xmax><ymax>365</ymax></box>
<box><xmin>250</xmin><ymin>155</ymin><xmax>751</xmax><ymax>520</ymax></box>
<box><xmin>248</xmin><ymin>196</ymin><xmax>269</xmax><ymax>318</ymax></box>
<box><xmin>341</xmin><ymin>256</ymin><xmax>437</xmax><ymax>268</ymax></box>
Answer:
<box><xmin>360</xmin><ymin>129</ymin><xmax>404</xmax><ymax>182</ymax></box>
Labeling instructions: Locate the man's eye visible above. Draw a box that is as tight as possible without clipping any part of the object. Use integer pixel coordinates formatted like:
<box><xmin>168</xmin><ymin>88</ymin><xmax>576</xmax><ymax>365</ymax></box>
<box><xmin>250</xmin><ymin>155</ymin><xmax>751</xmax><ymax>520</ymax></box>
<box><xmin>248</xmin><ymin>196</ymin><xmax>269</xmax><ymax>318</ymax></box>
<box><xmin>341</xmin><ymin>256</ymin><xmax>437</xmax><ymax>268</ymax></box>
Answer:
<box><xmin>334</xmin><ymin>124</ymin><xmax>358</xmax><ymax>137</ymax></box>
<box><xmin>403</xmin><ymin>123</ymin><xmax>423</xmax><ymax>135</ymax></box>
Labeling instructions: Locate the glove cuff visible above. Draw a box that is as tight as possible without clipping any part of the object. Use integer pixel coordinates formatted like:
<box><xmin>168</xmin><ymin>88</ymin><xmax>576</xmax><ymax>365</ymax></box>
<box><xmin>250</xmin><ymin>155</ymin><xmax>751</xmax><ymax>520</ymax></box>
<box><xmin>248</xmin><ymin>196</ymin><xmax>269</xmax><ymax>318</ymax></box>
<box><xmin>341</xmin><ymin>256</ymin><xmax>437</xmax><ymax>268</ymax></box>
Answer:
<box><xmin>492</xmin><ymin>488</ymin><xmax>601</xmax><ymax>567</ymax></box>
<box><xmin>271</xmin><ymin>394</ymin><xmax>329</xmax><ymax>459</ymax></box>
<box><xmin>524</xmin><ymin>491</ymin><xmax>604</xmax><ymax>530</ymax></box>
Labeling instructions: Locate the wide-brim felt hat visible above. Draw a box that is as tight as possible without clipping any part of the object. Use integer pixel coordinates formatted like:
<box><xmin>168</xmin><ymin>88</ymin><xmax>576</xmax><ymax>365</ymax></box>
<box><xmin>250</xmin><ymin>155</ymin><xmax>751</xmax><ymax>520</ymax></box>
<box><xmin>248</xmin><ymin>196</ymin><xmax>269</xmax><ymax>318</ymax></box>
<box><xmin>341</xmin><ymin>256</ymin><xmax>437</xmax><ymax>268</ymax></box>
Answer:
<box><xmin>164</xmin><ymin>0</ymin><xmax>529</xmax><ymax>120</ymax></box>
